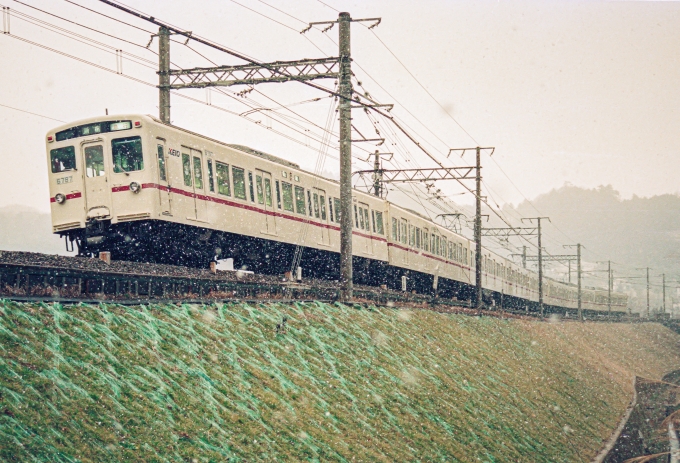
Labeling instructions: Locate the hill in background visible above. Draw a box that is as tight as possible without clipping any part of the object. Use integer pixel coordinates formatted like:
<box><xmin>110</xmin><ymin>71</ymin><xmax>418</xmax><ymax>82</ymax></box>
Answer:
<box><xmin>0</xmin><ymin>205</ymin><xmax>66</xmax><ymax>255</ymax></box>
<box><xmin>503</xmin><ymin>184</ymin><xmax>680</xmax><ymax>310</ymax></box>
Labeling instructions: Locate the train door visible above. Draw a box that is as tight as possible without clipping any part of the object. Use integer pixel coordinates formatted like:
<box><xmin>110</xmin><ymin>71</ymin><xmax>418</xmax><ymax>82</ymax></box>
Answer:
<box><xmin>257</xmin><ymin>170</ymin><xmax>277</xmax><ymax>235</ymax></box>
<box><xmin>155</xmin><ymin>139</ymin><xmax>171</xmax><ymax>215</ymax></box>
<box><xmin>315</xmin><ymin>188</ymin><xmax>330</xmax><ymax>246</ymax></box>
<box><xmin>189</xmin><ymin>149</ymin><xmax>207</xmax><ymax>221</ymax></box>
<box><xmin>81</xmin><ymin>139</ymin><xmax>112</xmax><ymax>219</ymax></box>
<box><xmin>359</xmin><ymin>202</ymin><xmax>372</xmax><ymax>254</ymax></box>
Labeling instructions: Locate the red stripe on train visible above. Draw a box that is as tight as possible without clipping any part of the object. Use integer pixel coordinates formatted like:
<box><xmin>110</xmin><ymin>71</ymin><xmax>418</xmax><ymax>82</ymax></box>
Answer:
<box><xmin>50</xmin><ymin>192</ymin><xmax>82</xmax><ymax>203</ymax></box>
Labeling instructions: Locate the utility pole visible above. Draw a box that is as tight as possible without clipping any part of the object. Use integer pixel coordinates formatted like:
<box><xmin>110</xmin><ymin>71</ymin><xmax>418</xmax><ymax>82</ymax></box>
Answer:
<box><xmin>663</xmin><ymin>273</ymin><xmax>666</xmax><ymax>314</ymax></box>
<box><xmin>647</xmin><ymin>267</ymin><xmax>650</xmax><ymax>318</ymax></box>
<box><xmin>337</xmin><ymin>12</ymin><xmax>353</xmax><ymax>300</ymax></box>
<box><xmin>158</xmin><ymin>26</ymin><xmax>170</xmax><ymax>123</ymax></box>
<box><xmin>608</xmin><ymin>261</ymin><xmax>612</xmax><ymax>315</ymax></box>
<box><xmin>368</xmin><ymin>151</ymin><xmax>393</xmax><ymax>198</ymax></box>
<box><xmin>565</xmin><ymin>244</ymin><xmax>583</xmax><ymax>320</ymax></box>
<box><xmin>373</xmin><ymin>150</ymin><xmax>381</xmax><ymax>197</ymax></box>
<box><xmin>568</xmin><ymin>259</ymin><xmax>571</xmax><ymax>283</ymax></box>
<box><xmin>522</xmin><ymin>217</ymin><xmax>550</xmax><ymax>316</ymax></box>
<box><xmin>635</xmin><ymin>267</ymin><xmax>651</xmax><ymax>318</ymax></box>
<box><xmin>474</xmin><ymin>147</ymin><xmax>483</xmax><ymax>309</ymax></box>
<box><xmin>597</xmin><ymin>260</ymin><xmax>613</xmax><ymax>315</ymax></box>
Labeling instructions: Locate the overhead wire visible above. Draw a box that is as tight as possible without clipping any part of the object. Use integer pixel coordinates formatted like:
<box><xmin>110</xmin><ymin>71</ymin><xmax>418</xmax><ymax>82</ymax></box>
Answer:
<box><xmin>63</xmin><ymin>0</ymin><xmax>154</xmax><ymax>33</ymax></box>
<box><xmin>0</xmin><ymin>102</ymin><xmax>65</xmax><ymax>122</ymax></box>
<box><xmin>14</xmin><ymin>0</ymin><xmax>157</xmax><ymax>55</ymax></box>
<box><xmin>1</xmin><ymin>33</ymin><xmax>350</xmax><ymax>162</ymax></box>
<box><xmin>7</xmin><ymin>8</ymin><xmax>158</xmax><ymax>70</ymax></box>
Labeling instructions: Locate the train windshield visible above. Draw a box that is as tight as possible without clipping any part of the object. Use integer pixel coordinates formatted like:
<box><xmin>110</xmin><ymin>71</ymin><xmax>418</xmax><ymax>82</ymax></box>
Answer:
<box><xmin>50</xmin><ymin>146</ymin><xmax>76</xmax><ymax>173</ymax></box>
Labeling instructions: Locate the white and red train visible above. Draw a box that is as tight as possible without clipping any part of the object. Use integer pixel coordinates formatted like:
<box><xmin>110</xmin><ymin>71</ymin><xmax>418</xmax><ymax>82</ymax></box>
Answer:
<box><xmin>45</xmin><ymin>114</ymin><xmax>628</xmax><ymax>313</ymax></box>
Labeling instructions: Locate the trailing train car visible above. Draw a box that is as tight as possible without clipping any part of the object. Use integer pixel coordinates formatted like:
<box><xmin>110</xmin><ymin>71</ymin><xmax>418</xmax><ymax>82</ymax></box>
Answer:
<box><xmin>46</xmin><ymin>114</ymin><xmax>628</xmax><ymax>313</ymax></box>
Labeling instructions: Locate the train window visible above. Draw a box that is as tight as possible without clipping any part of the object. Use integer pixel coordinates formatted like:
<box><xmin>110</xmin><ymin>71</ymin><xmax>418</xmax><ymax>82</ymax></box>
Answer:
<box><xmin>85</xmin><ymin>145</ymin><xmax>105</xmax><ymax>177</ymax></box>
<box><xmin>207</xmin><ymin>160</ymin><xmax>215</xmax><ymax>192</ymax></box>
<box><xmin>295</xmin><ymin>186</ymin><xmax>306</xmax><ymax>214</ymax></box>
<box><xmin>156</xmin><ymin>145</ymin><xmax>166</xmax><ymax>181</ymax></box>
<box><xmin>313</xmin><ymin>193</ymin><xmax>320</xmax><ymax>219</ymax></box>
<box><xmin>435</xmin><ymin>235</ymin><xmax>440</xmax><ymax>256</ymax></box>
<box><xmin>328</xmin><ymin>198</ymin><xmax>334</xmax><ymax>222</ymax></box>
<box><xmin>333</xmin><ymin>198</ymin><xmax>341</xmax><ymax>223</ymax></box>
<box><xmin>216</xmin><ymin>162</ymin><xmax>231</xmax><ymax>196</ymax></box>
<box><xmin>320</xmin><ymin>195</ymin><xmax>327</xmax><ymax>220</ymax></box>
<box><xmin>364</xmin><ymin>208</ymin><xmax>369</xmax><ymax>231</ymax></box>
<box><xmin>458</xmin><ymin>244</ymin><xmax>463</xmax><ymax>262</ymax></box>
<box><xmin>423</xmin><ymin>229</ymin><xmax>429</xmax><ymax>252</ymax></box>
<box><xmin>233</xmin><ymin>167</ymin><xmax>246</xmax><ymax>199</ymax></box>
<box><xmin>307</xmin><ymin>191</ymin><xmax>313</xmax><ymax>217</ymax></box>
<box><xmin>354</xmin><ymin>205</ymin><xmax>359</xmax><ymax>228</ymax></box>
<box><xmin>281</xmin><ymin>182</ymin><xmax>294</xmax><ymax>212</ymax></box>
<box><xmin>112</xmin><ymin>136</ymin><xmax>143</xmax><ymax>173</ymax></box>
<box><xmin>193</xmin><ymin>157</ymin><xmax>203</xmax><ymax>189</ymax></box>
<box><xmin>359</xmin><ymin>207</ymin><xmax>366</xmax><ymax>230</ymax></box>
<box><xmin>50</xmin><ymin>146</ymin><xmax>76</xmax><ymax>173</ymax></box>
<box><xmin>464</xmin><ymin>248</ymin><xmax>468</xmax><ymax>265</ymax></box>
<box><xmin>400</xmin><ymin>219</ymin><xmax>407</xmax><ymax>244</ymax></box>
<box><xmin>374</xmin><ymin>211</ymin><xmax>384</xmax><ymax>235</ymax></box>
<box><xmin>441</xmin><ymin>237</ymin><xmax>447</xmax><ymax>257</ymax></box>
<box><xmin>264</xmin><ymin>178</ymin><xmax>273</xmax><ymax>207</ymax></box>
<box><xmin>248</xmin><ymin>172</ymin><xmax>255</xmax><ymax>202</ymax></box>
<box><xmin>392</xmin><ymin>218</ymin><xmax>398</xmax><ymax>240</ymax></box>
<box><xmin>182</xmin><ymin>154</ymin><xmax>192</xmax><ymax>186</ymax></box>
<box><xmin>256</xmin><ymin>175</ymin><xmax>264</xmax><ymax>204</ymax></box>
<box><xmin>414</xmin><ymin>227</ymin><xmax>420</xmax><ymax>248</ymax></box>
<box><xmin>294</xmin><ymin>175</ymin><xmax>300</xmax><ymax>182</ymax></box>
<box><xmin>275</xmin><ymin>180</ymin><xmax>282</xmax><ymax>208</ymax></box>
<box><xmin>371</xmin><ymin>211</ymin><xmax>376</xmax><ymax>233</ymax></box>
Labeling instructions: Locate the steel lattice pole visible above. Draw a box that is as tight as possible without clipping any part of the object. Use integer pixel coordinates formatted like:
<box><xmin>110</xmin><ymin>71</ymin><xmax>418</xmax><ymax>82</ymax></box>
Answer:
<box><xmin>338</xmin><ymin>12</ymin><xmax>353</xmax><ymax>301</ymax></box>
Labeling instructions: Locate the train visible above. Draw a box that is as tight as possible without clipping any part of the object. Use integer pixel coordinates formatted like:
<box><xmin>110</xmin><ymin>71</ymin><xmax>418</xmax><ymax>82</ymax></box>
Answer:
<box><xmin>45</xmin><ymin>114</ymin><xmax>628</xmax><ymax>314</ymax></box>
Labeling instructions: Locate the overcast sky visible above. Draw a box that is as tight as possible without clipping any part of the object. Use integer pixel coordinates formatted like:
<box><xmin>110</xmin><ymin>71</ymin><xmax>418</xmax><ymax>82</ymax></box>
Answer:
<box><xmin>1</xmin><ymin>0</ymin><xmax>679</xmax><ymax>215</ymax></box>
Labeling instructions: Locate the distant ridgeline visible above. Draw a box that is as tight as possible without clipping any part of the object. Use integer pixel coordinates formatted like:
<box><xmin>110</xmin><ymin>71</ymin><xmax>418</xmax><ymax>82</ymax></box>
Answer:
<box><xmin>505</xmin><ymin>185</ymin><xmax>680</xmax><ymax>302</ymax></box>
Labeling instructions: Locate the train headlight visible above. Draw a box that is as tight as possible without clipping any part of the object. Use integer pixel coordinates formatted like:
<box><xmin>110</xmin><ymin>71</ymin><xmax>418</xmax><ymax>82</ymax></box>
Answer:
<box><xmin>129</xmin><ymin>182</ymin><xmax>141</xmax><ymax>193</ymax></box>
<box><xmin>54</xmin><ymin>193</ymin><xmax>66</xmax><ymax>204</ymax></box>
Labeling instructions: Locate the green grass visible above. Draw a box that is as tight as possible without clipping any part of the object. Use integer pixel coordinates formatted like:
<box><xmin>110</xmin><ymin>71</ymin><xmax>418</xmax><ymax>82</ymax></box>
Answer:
<box><xmin>0</xmin><ymin>300</ymin><xmax>677</xmax><ymax>462</ymax></box>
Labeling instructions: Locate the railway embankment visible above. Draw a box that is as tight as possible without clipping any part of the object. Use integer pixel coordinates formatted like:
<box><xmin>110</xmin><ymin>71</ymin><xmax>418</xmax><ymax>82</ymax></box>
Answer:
<box><xmin>0</xmin><ymin>300</ymin><xmax>678</xmax><ymax>462</ymax></box>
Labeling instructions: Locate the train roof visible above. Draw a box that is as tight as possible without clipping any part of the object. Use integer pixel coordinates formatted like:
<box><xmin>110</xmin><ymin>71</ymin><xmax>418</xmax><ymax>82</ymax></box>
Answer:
<box><xmin>145</xmin><ymin>116</ymin><xmax>301</xmax><ymax>170</ymax></box>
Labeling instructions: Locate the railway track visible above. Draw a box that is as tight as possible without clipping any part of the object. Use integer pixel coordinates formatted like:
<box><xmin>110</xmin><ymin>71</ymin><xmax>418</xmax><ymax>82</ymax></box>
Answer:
<box><xmin>0</xmin><ymin>250</ymin><xmax>457</xmax><ymax>308</ymax></box>
<box><xmin>0</xmin><ymin>251</ymin><xmax>646</xmax><ymax>323</ymax></box>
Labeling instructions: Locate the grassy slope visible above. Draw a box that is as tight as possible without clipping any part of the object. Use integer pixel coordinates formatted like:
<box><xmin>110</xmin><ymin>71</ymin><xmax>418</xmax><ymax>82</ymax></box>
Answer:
<box><xmin>0</xmin><ymin>301</ymin><xmax>678</xmax><ymax>462</ymax></box>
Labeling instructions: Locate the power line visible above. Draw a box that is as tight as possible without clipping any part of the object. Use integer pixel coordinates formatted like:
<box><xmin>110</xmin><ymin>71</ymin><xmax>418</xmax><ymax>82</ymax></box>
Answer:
<box><xmin>13</xmin><ymin>0</ymin><xmax>156</xmax><ymax>54</ymax></box>
<box><xmin>227</xmin><ymin>0</ymin><xmax>299</xmax><ymax>33</ymax></box>
<box><xmin>0</xmin><ymin>102</ymin><xmax>64</xmax><ymax>122</ymax></box>
<box><xmin>368</xmin><ymin>29</ymin><xmax>479</xmax><ymax>145</ymax></box>
<box><xmin>63</xmin><ymin>0</ymin><xmax>154</xmax><ymax>33</ymax></box>
<box><xmin>2</xmin><ymin>33</ymin><xmax>353</xmax><ymax>161</ymax></box>
<box><xmin>7</xmin><ymin>7</ymin><xmax>157</xmax><ymax>70</ymax></box>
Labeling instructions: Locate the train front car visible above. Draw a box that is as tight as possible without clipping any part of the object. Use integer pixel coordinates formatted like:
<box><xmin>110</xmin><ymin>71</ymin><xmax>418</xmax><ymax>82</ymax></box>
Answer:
<box><xmin>47</xmin><ymin>115</ymin><xmax>158</xmax><ymax>259</ymax></box>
